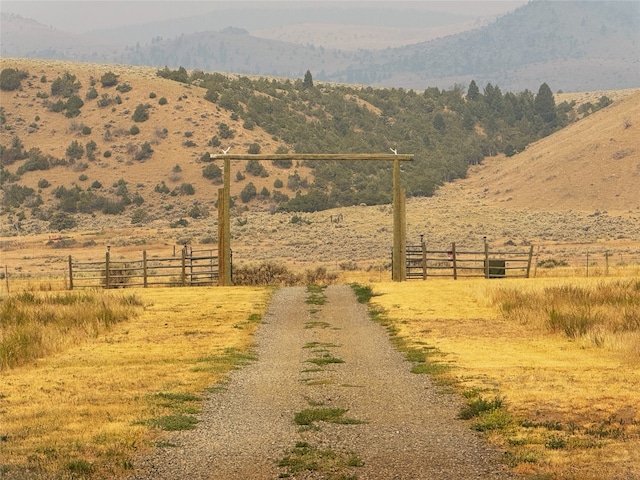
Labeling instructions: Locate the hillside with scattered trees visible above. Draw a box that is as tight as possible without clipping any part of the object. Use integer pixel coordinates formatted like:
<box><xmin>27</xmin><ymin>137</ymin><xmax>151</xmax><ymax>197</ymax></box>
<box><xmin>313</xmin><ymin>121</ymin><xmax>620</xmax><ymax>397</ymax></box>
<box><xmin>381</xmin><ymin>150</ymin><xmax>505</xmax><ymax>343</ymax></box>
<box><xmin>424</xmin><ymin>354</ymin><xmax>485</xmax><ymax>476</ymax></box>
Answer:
<box><xmin>0</xmin><ymin>60</ymin><xmax>614</xmax><ymax>234</ymax></box>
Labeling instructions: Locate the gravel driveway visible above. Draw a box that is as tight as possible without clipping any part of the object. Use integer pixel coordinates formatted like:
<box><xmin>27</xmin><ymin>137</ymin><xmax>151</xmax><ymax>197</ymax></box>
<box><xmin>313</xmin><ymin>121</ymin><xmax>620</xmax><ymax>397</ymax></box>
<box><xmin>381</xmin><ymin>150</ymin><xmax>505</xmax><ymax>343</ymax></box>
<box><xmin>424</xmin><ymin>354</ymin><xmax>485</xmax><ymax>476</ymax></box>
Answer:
<box><xmin>130</xmin><ymin>285</ymin><xmax>513</xmax><ymax>479</ymax></box>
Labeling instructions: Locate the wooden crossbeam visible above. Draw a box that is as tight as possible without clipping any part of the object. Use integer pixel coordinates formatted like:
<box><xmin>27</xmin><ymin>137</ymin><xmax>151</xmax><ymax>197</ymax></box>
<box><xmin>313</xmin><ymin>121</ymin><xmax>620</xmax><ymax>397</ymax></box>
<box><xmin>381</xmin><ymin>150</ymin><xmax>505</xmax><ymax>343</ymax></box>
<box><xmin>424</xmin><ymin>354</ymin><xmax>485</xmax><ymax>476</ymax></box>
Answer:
<box><xmin>214</xmin><ymin>153</ymin><xmax>414</xmax><ymax>285</ymax></box>
<box><xmin>210</xmin><ymin>153</ymin><xmax>413</xmax><ymax>162</ymax></box>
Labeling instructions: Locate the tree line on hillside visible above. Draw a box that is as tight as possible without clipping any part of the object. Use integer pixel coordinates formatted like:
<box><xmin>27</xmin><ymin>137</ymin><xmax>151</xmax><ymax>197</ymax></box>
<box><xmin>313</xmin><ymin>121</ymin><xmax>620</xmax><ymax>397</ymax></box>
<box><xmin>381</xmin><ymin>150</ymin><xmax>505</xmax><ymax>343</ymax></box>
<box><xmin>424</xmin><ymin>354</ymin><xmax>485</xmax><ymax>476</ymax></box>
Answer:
<box><xmin>163</xmin><ymin>67</ymin><xmax>607</xmax><ymax>212</ymax></box>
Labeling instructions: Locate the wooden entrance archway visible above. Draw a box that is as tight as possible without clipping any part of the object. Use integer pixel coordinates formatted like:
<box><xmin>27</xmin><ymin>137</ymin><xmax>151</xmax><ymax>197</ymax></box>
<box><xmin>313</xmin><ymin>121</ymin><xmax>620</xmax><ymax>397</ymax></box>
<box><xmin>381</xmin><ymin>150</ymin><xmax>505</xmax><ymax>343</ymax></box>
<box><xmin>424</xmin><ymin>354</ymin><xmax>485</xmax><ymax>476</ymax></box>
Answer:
<box><xmin>210</xmin><ymin>153</ymin><xmax>414</xmax><ymax>285</ymax></box>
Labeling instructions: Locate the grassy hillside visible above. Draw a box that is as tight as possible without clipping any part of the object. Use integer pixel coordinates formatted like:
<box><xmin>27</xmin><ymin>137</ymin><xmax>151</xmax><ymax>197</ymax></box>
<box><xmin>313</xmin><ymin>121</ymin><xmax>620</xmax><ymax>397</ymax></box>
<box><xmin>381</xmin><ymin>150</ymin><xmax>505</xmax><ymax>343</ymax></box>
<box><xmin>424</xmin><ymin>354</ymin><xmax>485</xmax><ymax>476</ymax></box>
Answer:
<box><xmin>0</xmin><ymin>58</ymin><xmax>313</xmax><ymax>235</ymax></box>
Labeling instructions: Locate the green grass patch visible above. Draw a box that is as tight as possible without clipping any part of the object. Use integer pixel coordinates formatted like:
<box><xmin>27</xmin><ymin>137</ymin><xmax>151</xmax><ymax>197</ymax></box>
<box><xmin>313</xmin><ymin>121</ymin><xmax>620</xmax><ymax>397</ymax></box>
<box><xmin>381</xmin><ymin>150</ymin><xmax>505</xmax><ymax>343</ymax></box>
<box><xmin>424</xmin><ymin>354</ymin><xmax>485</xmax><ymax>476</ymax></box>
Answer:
<box><xmin>471</xmin><ymin>408</ymin><xmax>513</xmax><ymax>432</ymax></box>
<box><xmin>410</xmin><ymin>362</ymin><xmax>452</xmax><ymax>375</ymax></box>
<box><xmin>303</xmin><ymin>342</ymin><xmax>339</xmax><ymax>349</ymax></box>
<box><xmin>294</xmin><ymin>408</ymin><xmax>366</xmax><ymax>426</ymax></box>
<box><xmin>350</xmin><ymin>283</ymin><xmax>376</xmax><ymax>303</ymax></box>
<box><xmin>145</xmin><ymin>414</ymin><xmax>199</xmax><ymax>431</ymax></box>
<box><xmin>304</xmin><ymin>321</ymin><xmax>331</xmax><ymax>329</ymax></box>
<box><xmin>192</xmin><ymin>347</ymin><xmax>257</xmax><ymax>373</ymax></box>
<box><xmin>458</xmin><ymin>396</ymin><xmax>504</xmax><ymax>420</ymax></box>
<box><xmin>277</xmin><ymin>442</ymin><xmax>363</xmax><ymax>477</ymax></box>
<box><xmin>307</xmin><ymin>354</ymin><xmax>345</xmax><ymax>366</ymax></box>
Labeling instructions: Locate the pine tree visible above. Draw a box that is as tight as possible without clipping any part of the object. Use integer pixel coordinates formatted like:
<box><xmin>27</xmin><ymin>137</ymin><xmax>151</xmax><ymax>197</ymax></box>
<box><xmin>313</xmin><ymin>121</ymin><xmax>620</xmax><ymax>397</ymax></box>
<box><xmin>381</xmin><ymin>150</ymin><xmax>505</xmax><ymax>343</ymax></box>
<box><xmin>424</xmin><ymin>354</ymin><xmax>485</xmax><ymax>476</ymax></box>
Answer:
<box><xmin>535</xmin><ymin>83</ymin><xmax>556</xmax><ymax>123</ymax></box>
<box><xmin>467</xmin><ymin>80</ymin><xmax>480</xmax><ymax>101</ymax></box>
<box><xmin>303</xmin><ymin>70</ymin><xmax>314</xmax><ymax>89</ymax></box>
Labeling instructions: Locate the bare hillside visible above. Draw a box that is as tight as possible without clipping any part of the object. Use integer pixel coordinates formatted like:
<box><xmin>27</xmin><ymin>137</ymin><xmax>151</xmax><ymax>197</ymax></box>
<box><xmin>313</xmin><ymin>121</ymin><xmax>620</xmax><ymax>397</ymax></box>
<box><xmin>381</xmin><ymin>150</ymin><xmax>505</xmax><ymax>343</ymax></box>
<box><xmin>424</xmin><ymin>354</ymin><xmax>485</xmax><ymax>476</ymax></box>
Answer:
<box><xmin>456</xmin><ymin>89</ymin><xmax>640</xmax><ymax>213</ymax></box>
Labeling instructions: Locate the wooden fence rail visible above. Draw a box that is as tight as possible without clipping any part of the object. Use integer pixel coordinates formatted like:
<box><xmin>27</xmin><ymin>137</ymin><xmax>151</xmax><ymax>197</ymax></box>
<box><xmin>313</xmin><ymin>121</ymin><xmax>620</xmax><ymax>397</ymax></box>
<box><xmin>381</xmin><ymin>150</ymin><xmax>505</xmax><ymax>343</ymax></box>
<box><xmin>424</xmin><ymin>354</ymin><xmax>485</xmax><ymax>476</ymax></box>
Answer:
<box><xmin>68</xmin><ymin>247</ymin><xmax>219</xmax><ymax>289</ymax></box>
<box><xmin>403</xmin><ymin>242</ymin><xmax>534</xmax><ymax>280</ymax></box>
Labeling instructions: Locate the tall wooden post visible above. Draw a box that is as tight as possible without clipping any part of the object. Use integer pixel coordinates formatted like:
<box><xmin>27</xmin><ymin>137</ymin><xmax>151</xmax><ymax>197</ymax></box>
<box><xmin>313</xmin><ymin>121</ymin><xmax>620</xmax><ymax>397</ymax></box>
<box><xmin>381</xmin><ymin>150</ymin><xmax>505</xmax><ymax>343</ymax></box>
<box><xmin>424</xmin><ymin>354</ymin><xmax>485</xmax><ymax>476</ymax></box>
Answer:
<box><xmin>68</xmin><ymin>255</ymin><xmax>73</xmax><ymax>290</ymax></box>
<box><xmin>143</xmin><ymin>250</ymin><xmax>148</xmax><ymax>288</ymax></box>
<box><xmin>218</xmin><ymin>156</ymin><xmax>232</xmax><ymax>286</ymax></box>
<box><xmin>105</xmin><ymin>250</ymin><xmax>111</xmax><ymax>289</ymax></box>
<box><xmin>181</xmin><ymin>246</ymin><xmax>187</xmax><ymax>286</ymax></box>
<box><xmin>392</xmin><ymin>158</ymin><xmax>407</xmax><ymax>281</ymax></box>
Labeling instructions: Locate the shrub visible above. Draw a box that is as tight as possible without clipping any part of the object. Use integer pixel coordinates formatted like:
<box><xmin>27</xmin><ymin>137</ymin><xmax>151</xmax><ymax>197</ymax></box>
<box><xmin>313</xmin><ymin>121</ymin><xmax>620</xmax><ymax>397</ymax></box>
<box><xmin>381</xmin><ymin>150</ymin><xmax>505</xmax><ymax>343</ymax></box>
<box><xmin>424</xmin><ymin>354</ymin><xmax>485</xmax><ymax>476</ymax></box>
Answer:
<box><xmin>183</xmin><ymin>140</ymin><xmax>196</xmax><ymax>147</ymax></box>
<box><xmin>188</xmin><ymin>204</ymin><xmax>204</xmax><ymax>218</ymax></box>
<box><xmin>131</xmin><ymin>208</ymin><xmax>149</xmax><ymax>224</ymax></box>
<box><xmin>65</xmin><ymin>95</ymin><xmax>84</xmax><ymax>117</ymax></box>
<box><xmin>0</xmin><ymin>68</ymin><xmax>28</xmax><ymax>91</ymax></box>
<box><xmin>85</xmin><ymin>140</ymin><xmax>97</xmax><ymax>160</ymax></box>
<box><xmin>236</xmin><ymin>171</ymin><xmax>245</xmax><ymax>181</ymax></box>
<box><xmin>218</xmin><ymin>123</ymin><xmax>235</xmax><ymax>139</ymax></box>
<box><xmin>51</xmin><ymin>72</ymin><xmax>80</xmax><ymax>97</ymax></box>
<box><xmin>2</xmin><ymin>185</ymin><xmax>35</xmax><ymax>207</ymax></box>
<box><xmin>48</xmin><ymin>212</ymin><xmax>77</xmax><ymax>231</ymax></box>
<box><xmin>179</xmin><ymin>183</ymin><xmax>195</xmax><ymax>195</ymax></box>
<box><xmin>200</xmin><ymin>152</ymin><xmax>212</xmax><ymax>163</ymax></box>
<box><xmin>129</xmin><ymin>125</ymin><xmax>140</xmax><ymax>135</ymax></box>
<box><xmin>208</xmin><ymin>136</ymin><xmax>221</xmax><ymax>147</ymax></box>
<box><xmin>246</xmin><ymin>159</ymin><xmax>267</xmax><ymax>177</ymax></box>
<box><xmin>272</xmin><ymin>191</ymin><xmax>289</xmax><ymax>203</ymax></box>
<box><xmin>78</xmin><ymin>174</ymin><xmax>88</xmax><ymax>181</ymax></box>
<box><xmin>240</xmin><ymin>182</ymin><xmax>257</xmax><ymax>203</ymax></box>
<box><xmin>16</xmin><ymin>149</ymin><xmax>50</xmax><ymax>175</ymax></box>
<box><xmin>149</xmin><ymin>92</ymin><xmax>157</xmax><ymax>99</ymax></box>
<box><xmin>132</xmin><ymin>104</ymin><xmax>149</xmax><ymax>122</ymax></box>
<box><xmin>158</xmin><ymin>97</ymin><xmax>167</xmax><ymax>105</ymax></box>
<box><xmin>100</xmin><ymin>71</ymin><xmax>118</xmax><ymax>87</ymax></box>
<box><xmin>156</xmin><ymin>66</ymin><xmax>189</xmax><ymax>83</ymax></box>
<box><xmin>273</xmin><ymin>158</ymin><xmax>293</xmax><ymax>169</ymax></box>
<box><xmin>38</xmin><ymin>178</ymin><xmax>50</xmax><ymax>189</ymax></box>
<box><xmin>247</xmin><ymin>143</ymin><xmax>261</xmax><ymax>154</ymax></box>
<box><xmin>232</xmin><ymin>262</ymin><xmax>302</xmax><ymax>286</ymax></box>
<box><xmin>202</xmin><ymin>163</ymin><xmax>222</xmax><ymax>180</ymax></box>
<box><xmin>155</xmin><ymin>181</ymin><xmax>170</xmax><ymax>194</ymax></box>
<box><xmin>82</xmin><ymin>125</ymin><xmax>92</xmax><ymax>135</ymax></box>
<box><xmin>85</xmin><ymin>87</ymin><xmax>98</xmax><ymax>99</ymax></box>
<box><xmin>273</xmin><ymin>179</ymin><xmax>284</xmax><ymax>188</ymax></box>
<box><xmin>170</xmin><ymin>218</ymin><xmax>189</xmax><ymax>228</ymax></box>
<box><xmin>91</xmin><ymin>180</ymin><xmax>102</xmax><ymax>189</ymax></box>
<box><xmin>116</xmin><ymin>83</ymin><xmax>132</xmax><ymax>93</ymax></box>
<box><xmin>134</xmin><ymin>142</ymin><xmax>153</xmax><ymax>161</ymax></box>
<box><xmin>66</xmin><ymin>140</ymin><xmax>84</xmax><ymax>160</ymax></box>
<box><xmin>132</xmin><ymin>193</ymin><xmax>144</xmax><ymax>206</ymax></box>
<box><xmin>103</xmin><ymin>150</ymin><xmax>112</xmax><ymax>158</ymax></box>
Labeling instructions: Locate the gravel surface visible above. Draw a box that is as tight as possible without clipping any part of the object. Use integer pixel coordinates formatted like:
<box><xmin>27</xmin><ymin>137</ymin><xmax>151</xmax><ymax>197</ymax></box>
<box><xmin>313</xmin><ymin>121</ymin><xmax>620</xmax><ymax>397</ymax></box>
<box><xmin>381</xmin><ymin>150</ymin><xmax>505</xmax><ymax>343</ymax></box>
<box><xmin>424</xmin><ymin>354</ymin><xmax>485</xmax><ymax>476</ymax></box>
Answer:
<box><xmin>130</xmin><ymin>285</ymin><xmax>513</xmax><ymax>479</ymax></box>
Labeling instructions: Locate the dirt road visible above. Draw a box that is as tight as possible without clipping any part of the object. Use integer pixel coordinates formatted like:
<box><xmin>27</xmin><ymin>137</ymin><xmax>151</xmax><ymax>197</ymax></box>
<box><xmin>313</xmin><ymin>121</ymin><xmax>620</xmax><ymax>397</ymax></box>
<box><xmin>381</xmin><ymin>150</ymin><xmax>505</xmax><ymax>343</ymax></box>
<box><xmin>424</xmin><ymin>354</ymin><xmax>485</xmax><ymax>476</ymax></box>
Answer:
<box><xmin>131</xmin><ymin>285</ymin><xmax>512</xmax><ymax>479</ymax></box>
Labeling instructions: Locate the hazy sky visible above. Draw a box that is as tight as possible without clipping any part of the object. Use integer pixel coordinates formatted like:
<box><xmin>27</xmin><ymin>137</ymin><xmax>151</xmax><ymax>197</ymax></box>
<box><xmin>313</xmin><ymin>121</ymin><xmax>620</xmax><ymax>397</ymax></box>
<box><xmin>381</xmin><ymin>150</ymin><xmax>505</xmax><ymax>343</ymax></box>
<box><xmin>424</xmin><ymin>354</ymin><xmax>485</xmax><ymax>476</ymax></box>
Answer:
<box><xmin>1</xmin><ymin>1</ymin><xmax>528</xmax><ymax>34</ymax></box>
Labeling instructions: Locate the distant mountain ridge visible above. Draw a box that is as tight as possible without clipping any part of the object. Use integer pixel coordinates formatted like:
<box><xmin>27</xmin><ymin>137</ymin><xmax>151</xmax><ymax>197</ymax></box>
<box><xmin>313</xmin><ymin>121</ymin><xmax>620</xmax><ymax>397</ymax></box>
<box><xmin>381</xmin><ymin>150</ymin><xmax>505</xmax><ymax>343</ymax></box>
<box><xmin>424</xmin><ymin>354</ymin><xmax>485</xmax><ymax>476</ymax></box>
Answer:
<box><xmin>1</xmin><ymin>1</ymin><xmax>638</xmax><ymax>92</ymax></box>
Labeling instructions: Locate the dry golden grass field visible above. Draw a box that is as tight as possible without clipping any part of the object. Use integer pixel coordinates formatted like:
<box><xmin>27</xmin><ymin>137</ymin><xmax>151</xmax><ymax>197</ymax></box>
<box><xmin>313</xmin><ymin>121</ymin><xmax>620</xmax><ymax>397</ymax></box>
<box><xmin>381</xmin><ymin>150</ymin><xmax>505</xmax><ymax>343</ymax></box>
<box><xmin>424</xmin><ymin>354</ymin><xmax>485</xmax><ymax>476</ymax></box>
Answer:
<box><xmin>355</xmin><ymin>275</ymin><xmax>640</xmax><ymax>480</ymax></box>
<box><xmin>1</xmin><ymin>283</ymin><xmax>272</xmax><ymax>479</ymax></box>
<box><xmin>1</xmin><ymin>58</ymin><xmax>639</xmax><ymax>479</ymax></box>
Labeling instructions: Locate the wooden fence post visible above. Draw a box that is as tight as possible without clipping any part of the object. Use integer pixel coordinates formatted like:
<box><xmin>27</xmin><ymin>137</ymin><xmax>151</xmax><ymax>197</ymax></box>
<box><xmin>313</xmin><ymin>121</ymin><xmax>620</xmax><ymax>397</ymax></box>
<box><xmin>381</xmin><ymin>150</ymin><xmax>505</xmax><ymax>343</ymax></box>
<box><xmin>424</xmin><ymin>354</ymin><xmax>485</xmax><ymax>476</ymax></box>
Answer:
<box><xmin>105</xmin><ymin>251</ymin><xmax>111</xmax><ymax>289</ymax></box>
<box><xmin>421</xmin><ymin>237</ymin><xmax>427</xmax><ymax>280</ymax></box>
<box><xmin>484</xmin><ymin>241</ymin><xmax>490</xmax><ymax>279</ymax></box>
<box><xmin>68</xmin><ymin>255</ymin><xmax>74</xmax><ymax>290</ymax></box>
<box><xmin>181</xmin><ymin>247</ymin><xmax>186</xmax><ymax>286</ymax></box>
<box><xmin>452</xmin><ymin>242</ymin><xmax>458</xmax><ymax>280</ymax></box>
<box><xmin>526</xmin><ymin>245</ymin><xmax>534</xmax><ymax>278</ymax></box>
<box><xmin>143</xmin><ymin>250</ymin><xmax>148</xmax><ymax>288</ymax></box>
